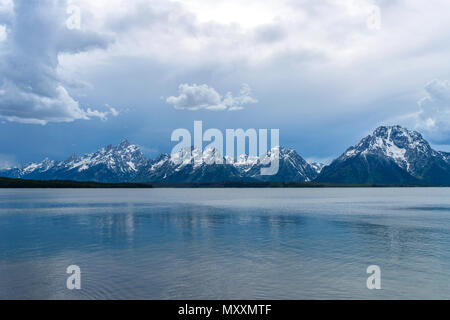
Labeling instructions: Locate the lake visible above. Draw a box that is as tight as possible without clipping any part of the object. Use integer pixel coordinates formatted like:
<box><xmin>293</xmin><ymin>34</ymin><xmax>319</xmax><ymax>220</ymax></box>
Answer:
<box><xmin>0</xmin><ymin>188</ymin><xmax>449</xmax><ymax>299</ymax></box>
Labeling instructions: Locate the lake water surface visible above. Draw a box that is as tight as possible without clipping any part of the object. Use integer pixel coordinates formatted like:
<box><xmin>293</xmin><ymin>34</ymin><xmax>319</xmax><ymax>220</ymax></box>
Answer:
<box><xmin>0</xmin><ymin>188</ymin><xmax>449</xmax><ymax>299</ymax></box>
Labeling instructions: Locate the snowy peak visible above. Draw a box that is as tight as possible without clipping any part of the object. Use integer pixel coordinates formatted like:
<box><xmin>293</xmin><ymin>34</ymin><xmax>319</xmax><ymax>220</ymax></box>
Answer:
<box><xmin>371</xmin><ymin>126</ymin><xmax>431</xmax><ymax>155</ymax></box>
<box><xmin>140</xmin><ymin>146</ymin><xmax>318</xmax><ymax>183</ymax></box>
<box><xmin>340</xmin><ymin>125</ymin><xmax>435</xmax><ymax>174</ymax></box>
<box><xmin>140</xmin><ymin>146</ymin><xmax>241</xmax><ymax>183</ymax></box>
<box><xmin>233</xmin><ymin>147</ymin><xmax>318</xmax><ymax>182</ymax></box>
<box><xmin>6</xmin><ymin>140</ymin><xmax>149</xmax><ymax>182</ymax></box>
<box><xmin>317</xmin><ymin>125</ymin><xmax>450</xmax><ymax>185</ymax></box>
<box><xmin>64</xmin><ymin>140</ymin><xmax>147</xmax><ymax>174</ymax></box>
<box><xmin>118</xmin><ymin>139</ymin><xmax>133</xmax><ymax>149</ymax></box>
<box><xmin>22</xmin><ymin>158</ymin><xmax>56</xmax><ymax>174</ymax></box>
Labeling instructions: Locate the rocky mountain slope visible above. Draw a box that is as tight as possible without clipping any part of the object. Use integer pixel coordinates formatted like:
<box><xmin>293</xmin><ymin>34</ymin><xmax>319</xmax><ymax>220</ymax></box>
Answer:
<box><xmin>0</xmin><ymin>141</ymin><xmax>320</xmax><ymax>183</ymax></box>
<box><xmin>316</xmin><ymin>125</ymin><xmax>450</xmax><ymax>185</ymax></box>
<box><xmin>3</xmin><ymin>125</ymin><xmax>449</xmax><ymax>185</ymax></box>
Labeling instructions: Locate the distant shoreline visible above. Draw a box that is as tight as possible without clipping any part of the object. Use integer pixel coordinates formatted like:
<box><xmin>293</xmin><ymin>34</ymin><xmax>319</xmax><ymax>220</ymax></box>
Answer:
<box><xmin>0</xmin><ymin>177</ymin><xmax>446</xmax><ymax>188</ymax></box>
<box><xmin>0</xmin><ymin>177</ymin><xmax>152</xmax><ymax>188</ymax></box>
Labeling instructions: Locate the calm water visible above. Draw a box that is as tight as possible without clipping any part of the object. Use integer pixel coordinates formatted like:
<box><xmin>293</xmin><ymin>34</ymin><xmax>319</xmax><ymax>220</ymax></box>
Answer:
<box><xmin>0</xmin><ymin>188</ymin><xmax>449</xmax><ymax>299</ymax></box>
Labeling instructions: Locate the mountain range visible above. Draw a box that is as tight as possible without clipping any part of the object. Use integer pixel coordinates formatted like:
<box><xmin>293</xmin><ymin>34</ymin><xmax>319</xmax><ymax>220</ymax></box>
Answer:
<box><xmin>2</xmin><ymin>125</ymin><xmax>450</xmax><ymax>185</ymax></box>
<box><xmin>0</xmin><ymin>140</ymin><xmax>320</xmax><ymax>183</ymax></box>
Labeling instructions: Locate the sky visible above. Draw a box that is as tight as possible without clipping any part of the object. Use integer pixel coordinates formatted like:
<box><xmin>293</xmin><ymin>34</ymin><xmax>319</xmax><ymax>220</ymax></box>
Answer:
<box><xmin>1</xmin><ymin>0</ymin><xmax>450</xmax><ymax>167</ymax></box>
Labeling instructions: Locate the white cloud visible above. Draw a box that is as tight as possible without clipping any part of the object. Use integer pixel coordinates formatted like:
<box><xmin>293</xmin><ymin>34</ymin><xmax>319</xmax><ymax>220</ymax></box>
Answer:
<box><xmin>166</xmin><ymin>83</ymin><xmax>257</xmax><ymax>111</ymax></box>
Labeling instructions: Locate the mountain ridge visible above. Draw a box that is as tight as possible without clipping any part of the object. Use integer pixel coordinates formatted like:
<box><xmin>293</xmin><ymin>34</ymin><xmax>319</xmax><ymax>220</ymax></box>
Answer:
<box><xmin>2</xmin><ymin>125</ymin><xmax>450</xmax><ymax>185</ymax></box>
<box><xmin>0</xmin><ymin>141</ymin><xmax>321</xmax><ymax>183</ymax></box>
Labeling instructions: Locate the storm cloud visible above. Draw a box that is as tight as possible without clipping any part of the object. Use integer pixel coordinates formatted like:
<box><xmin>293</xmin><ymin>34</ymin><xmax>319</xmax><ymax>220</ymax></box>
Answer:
<box><xmin>0</xmin><ymin>0</ymin><xmax>116</xmax><ymax>124</ymax></box>
<box><xmin>3</xmin><ymin>0</ymin><xmax>450</xmax><ymax>163</ymax></box>
<box><xmin>415</xmin><ymin>79</ymin><xmax>450</xmax><ymax>142</ymax></box>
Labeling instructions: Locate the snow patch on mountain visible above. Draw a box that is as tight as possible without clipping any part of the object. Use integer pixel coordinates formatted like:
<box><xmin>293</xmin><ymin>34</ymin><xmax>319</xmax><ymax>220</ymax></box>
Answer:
<box><xmin>309</xmin><ymin>162</ymin><xmax>325</xmax><ymax>174</ymax></box>
<box><xmin>340</xmin><ymin>125</ymin><xmax>437</xmax><ymax>174</ymax></box>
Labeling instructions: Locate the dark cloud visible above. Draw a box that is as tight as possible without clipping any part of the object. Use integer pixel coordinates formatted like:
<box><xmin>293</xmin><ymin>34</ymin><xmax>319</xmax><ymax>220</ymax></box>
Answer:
<box><xmin>254</xmin><ymin>24</ymin><xmax>285</xmax><ymax>43</ymax></box>
<box><xmin>0</xmin><ymin>0</ymin><xmax>116</xmax><ymax>124</ymax></box>
<box><xmin>415</xmin><ymin>79</ymin><xmax>450</xmax><ymax>143</ymax></box>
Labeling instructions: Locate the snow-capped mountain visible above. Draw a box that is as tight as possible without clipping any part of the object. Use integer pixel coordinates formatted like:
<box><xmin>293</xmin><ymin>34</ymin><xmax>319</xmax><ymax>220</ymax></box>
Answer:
<box><xmin>316</xmin><ymin>125</ymin><xmax>450</xmax><ymax>185</ymax></box>
<box><xmin>137</xmin><ymin>147</ymin><xmax>242</xmax><ymax>183</ymax></box>
<box><xmin>0</xmin><ymin>142</ymin><xmax>319</xmax><ymax>183</ymax></box>
<box><xmin>0</xmin><ymin>140</ymin><xmax>149</xmax><ymax>183</ymax></box>
<box><xmin>233</xmin><ymin>147</ymin><xmax>319</xmax><ymax>182</ymax></box>
<box><xmin>137</xmin><ymin>146</ymin><xmax>318</xmax><ymax>183</ymax></box>
<box><xmin>4</xmin><ymin>125</ymin><xmax>448</xmax><ymax>185</ymax></box>
<box><xmin>61</xmin><ymin>139</ymin><xmax>148</xmax><ymax>180</ymax></box>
